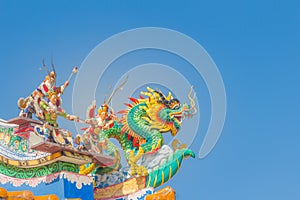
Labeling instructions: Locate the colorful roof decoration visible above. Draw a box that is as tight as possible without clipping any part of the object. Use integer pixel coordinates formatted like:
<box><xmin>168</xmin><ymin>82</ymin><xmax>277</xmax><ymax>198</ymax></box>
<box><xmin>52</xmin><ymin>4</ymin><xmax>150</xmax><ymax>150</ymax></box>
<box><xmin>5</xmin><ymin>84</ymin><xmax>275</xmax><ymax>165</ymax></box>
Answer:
<box><xmin>0</xmin><ymin>62</ymin><xmax>196</xmax><ymax>199</ymax></box>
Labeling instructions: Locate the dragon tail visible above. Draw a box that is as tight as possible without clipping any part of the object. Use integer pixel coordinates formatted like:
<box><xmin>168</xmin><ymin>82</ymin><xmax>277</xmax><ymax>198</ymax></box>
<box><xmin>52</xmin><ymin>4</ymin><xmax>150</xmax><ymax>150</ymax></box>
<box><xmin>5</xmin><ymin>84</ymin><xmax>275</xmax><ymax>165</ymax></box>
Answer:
<box><xmin>145</xmin><ymin>148</ymin><xmax>195</xmax><ymax>188</ymax></box>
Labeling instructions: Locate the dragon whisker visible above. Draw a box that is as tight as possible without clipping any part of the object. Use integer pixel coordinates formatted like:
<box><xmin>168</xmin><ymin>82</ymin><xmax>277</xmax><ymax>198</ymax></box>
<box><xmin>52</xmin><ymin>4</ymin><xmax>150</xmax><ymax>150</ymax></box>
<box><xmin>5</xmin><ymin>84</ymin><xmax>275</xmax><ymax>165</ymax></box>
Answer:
<box><xmin>188</xmin><ymin>86</ymin><xmax>197</xmax><ymax>115</ymax></box>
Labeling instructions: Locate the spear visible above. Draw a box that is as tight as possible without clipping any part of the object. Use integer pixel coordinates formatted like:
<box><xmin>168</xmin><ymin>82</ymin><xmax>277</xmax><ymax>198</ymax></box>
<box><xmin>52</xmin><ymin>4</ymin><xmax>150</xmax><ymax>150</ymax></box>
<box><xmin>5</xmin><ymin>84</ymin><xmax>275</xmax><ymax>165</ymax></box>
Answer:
<box><xmin>66</xmin><ymin>66</ymin><xmax>78</xmax><ymax>83</ymax></box>
<box><xmin>60</xmin><ymin>66</ymin><xmax>78</xmax><ymax>94</ymax></box>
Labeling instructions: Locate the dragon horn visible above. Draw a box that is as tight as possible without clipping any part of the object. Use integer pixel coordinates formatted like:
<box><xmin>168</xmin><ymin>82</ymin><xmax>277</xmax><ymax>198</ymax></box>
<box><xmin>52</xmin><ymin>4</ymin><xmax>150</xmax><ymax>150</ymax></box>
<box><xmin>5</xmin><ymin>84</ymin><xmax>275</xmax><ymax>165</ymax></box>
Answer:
<box><xmin>166</xmin><ymin>92</ymin><xmax>173</xmax><ymax>101</ymax></box>
<box><xmin>154</xmin><ymin>90</ymin><xmax>170</xmax><ymax>106</ymax></box>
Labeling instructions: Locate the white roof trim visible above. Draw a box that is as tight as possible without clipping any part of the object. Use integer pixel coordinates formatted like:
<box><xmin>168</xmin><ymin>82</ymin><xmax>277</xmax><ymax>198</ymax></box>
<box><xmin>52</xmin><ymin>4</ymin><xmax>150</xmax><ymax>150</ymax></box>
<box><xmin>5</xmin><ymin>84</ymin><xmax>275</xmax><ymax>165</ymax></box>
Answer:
<box><xmin>0</xmin><ymin>118</ymin><xmax>18</xmax><ymax>128</ymax></box>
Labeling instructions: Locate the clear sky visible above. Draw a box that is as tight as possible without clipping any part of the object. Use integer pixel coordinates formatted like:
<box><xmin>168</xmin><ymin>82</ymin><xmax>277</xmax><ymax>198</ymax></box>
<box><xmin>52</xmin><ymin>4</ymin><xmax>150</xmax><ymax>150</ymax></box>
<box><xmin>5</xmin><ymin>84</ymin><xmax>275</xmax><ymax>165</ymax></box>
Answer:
<box><xmin>0</xmin><ymin>1</ymin><xmax>300</xmax><ymax>199</ymax></box>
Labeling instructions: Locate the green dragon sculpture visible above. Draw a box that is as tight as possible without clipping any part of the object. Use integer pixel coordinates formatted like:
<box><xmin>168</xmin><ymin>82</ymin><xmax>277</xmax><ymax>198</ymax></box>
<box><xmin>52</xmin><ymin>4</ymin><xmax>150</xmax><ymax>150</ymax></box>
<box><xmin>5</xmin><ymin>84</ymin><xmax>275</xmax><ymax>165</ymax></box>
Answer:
<box><xmin>81</xmin><ymin>86</ymin><xmax>197</xmax><ymax>188</ymax></box>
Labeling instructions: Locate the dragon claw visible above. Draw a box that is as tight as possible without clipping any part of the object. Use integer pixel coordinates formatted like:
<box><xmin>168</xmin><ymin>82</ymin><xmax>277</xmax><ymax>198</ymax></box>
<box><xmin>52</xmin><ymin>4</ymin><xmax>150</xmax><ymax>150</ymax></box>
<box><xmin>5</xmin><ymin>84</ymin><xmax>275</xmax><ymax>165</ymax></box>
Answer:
<box><xmin>129</xmin><ymin>163</ymin><xmax>148</xmax><ymax>176</ymax></box>
<box><xmin>127</xmin><ymin>148</ymin><xmax>148</xmax><ymax>176</ymax></box>
<box><xmin>172</xmin><ymin>139</ymin><xmax>188</xmax><ymax>151</ymax></box>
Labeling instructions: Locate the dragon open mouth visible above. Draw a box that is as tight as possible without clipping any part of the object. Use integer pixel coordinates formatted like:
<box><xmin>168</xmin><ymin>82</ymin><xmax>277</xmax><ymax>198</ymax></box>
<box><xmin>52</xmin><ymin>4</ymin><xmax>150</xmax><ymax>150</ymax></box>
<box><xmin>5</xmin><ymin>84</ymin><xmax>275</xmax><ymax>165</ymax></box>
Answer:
<box><xmin>172</xmin><ymin>115</ymin><xmax>183</xmax><ymax>124</ymax></box>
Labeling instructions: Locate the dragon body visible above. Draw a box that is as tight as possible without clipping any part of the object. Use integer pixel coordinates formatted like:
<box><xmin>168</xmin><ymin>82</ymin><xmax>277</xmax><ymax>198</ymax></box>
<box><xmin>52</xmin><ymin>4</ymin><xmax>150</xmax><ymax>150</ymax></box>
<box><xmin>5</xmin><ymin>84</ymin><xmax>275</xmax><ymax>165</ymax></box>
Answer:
<box><xmin>145</xmin><ymin>148</ymin><xmax>195</xmax><ymax>188</ymax></box>
<box><xmin>82</xmin><ymin>87</ymin><xmax>197</xmax><ymax>188</ymax></box>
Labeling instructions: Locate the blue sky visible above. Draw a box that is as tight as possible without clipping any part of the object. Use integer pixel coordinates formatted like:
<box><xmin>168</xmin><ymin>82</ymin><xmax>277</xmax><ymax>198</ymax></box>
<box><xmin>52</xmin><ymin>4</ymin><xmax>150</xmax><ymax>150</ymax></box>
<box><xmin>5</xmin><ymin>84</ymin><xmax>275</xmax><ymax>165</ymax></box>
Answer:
<box><xmin>0</xmin><ymin>0</ymin><xmax>300</xmax><ymax>199</ymax></box>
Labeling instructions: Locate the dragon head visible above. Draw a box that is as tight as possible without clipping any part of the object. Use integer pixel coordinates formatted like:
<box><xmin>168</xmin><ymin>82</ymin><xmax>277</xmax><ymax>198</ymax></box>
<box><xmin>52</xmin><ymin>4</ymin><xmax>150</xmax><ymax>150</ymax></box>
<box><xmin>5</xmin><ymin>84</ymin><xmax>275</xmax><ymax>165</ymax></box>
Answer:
<box><xmin>141</xmin><ymin>87</ymin><xmax>197</xmax><ymax>136</ymax></box>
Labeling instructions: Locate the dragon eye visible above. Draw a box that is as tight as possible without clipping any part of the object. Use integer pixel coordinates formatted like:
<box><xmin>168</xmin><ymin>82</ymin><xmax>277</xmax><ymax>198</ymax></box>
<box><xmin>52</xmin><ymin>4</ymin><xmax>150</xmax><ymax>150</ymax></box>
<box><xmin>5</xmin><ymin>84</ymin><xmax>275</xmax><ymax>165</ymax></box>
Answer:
<box><xmin>168</xmin><ymin>99</ymin><xmax>181</xmax><ymax>110</ymax></box>
<box><xmin>172</xmin><ymin>104</ymin><xmax>180</xmax><ymax>110</ymax></box>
